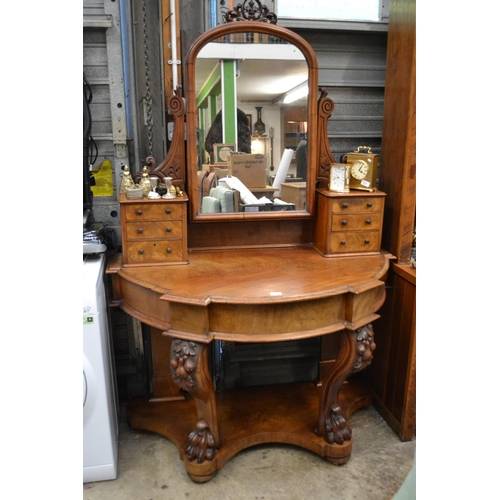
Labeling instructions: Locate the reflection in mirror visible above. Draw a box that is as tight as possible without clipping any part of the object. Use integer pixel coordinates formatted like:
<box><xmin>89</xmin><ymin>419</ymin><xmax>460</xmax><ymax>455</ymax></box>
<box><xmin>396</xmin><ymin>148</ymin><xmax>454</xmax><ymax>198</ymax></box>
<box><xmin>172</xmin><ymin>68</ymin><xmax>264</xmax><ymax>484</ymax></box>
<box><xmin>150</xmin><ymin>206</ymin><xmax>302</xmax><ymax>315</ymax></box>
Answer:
<box><xmin>195</xmin><ymin>32</ymin><xmax>309</xmax><ymax>215</ymax></box>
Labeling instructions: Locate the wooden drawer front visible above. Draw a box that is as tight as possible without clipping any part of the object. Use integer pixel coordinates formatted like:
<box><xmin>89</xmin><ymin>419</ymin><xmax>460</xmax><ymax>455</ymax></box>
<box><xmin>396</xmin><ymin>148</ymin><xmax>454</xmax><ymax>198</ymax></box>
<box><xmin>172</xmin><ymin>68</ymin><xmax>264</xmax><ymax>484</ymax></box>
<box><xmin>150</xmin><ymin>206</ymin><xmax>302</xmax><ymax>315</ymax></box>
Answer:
<box><xmin>127</xmin><ymin>220</ymin><xmax>183</xmax><ymax>240</ymax></box>
<box><xmin>126</xmin><ymin>240</ymin><xmax>184</xmax><ymax>264</ymax></box>
<box><xmin>331</xmin><ymin>213</ymin><xmax>382</xmax><ymax>232</ymax></box>
<box><xmin>329</xmin><ymin>231</ymin><xmax>380</xmax><ymax>253</ymax></box>
<box><xmin>124</xmin><ymin>203</ymin><xmax>183</xmax><ymax>221</ymax></box>
<box><xmin>331</xmin><ymin>197</ymin><xmax>383</xmax><ymax>214</ymax></box>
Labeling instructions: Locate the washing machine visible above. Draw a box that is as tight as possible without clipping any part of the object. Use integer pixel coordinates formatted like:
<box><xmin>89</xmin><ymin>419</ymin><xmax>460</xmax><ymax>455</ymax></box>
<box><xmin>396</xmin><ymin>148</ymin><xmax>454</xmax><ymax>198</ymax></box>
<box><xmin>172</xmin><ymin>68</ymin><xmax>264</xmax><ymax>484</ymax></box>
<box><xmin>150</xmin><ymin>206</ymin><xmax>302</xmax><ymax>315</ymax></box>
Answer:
<box><xmin>83</xmin><ymin>252</ymin><xmax>119</xmax><ymax>482</ymax></box>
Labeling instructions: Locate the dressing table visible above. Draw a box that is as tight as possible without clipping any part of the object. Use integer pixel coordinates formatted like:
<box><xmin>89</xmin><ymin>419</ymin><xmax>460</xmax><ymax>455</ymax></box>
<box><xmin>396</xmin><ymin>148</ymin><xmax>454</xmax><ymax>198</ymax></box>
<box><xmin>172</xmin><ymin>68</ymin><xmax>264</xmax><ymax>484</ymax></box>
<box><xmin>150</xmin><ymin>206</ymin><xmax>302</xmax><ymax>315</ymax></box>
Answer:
<box><xmin>107</xmin><ymin>2</ymin><xmax>391</xmax><ymax>483</ymax></box>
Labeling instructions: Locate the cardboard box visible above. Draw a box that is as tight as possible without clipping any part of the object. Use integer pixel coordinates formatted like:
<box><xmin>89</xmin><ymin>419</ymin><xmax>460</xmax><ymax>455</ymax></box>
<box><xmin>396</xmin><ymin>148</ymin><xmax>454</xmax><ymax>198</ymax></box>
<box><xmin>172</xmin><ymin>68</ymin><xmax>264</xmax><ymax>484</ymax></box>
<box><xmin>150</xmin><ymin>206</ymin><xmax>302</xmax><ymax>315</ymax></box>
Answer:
<box><xmin>214</xmin><ymin>167</ymin><xmax>229</xmax><ymax>179</ymax></box>
<box><xmin>280</xmin><ymin>182</ymin><xmax>307</xmax><ymax>210</ymax></box>
<box><xmin>228</xmin><ymin>153</ymin><xmax>267</xmax><ymax>188</ymax></box>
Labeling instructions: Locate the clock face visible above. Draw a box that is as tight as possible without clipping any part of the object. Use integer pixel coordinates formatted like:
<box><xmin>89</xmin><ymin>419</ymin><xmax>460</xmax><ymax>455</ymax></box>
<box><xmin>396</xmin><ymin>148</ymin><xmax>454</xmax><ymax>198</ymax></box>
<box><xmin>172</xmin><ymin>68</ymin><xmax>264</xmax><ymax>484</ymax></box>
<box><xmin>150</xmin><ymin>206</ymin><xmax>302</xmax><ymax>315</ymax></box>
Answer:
<box><xmin>219</xmin><ymin>147</ymin><xmax>232</xmax><ymax>162</ymax></box>
<box><xmin>351</xmin><ymin>160</ymin><xmax>369</xmax><ymax>180</ymax></box>
<box><xmin>331</xmin><ymin>173</ymin><xmax>344</xmax><ymax>190</ymax></box>
<box><xmin>329</xmin><ymin>165</ymin><xmax>349</xmax><ymax>192</ymax></box>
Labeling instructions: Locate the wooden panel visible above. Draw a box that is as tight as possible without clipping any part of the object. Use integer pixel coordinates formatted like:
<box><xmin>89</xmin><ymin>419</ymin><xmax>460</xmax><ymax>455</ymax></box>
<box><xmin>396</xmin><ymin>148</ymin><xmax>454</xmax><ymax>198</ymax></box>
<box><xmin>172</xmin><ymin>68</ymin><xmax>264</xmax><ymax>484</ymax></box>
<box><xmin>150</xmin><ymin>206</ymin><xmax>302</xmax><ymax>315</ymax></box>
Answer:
<box><xmin>359</xmin><ymin>0</ymin><xmax>416</xmax><ymax>442</ymax></box>
<box><xmin>127</xmin><ymin>220</ymin><xmax>183</xmax><ymax>240</ymax></box>
<box><xmin>114</xmin><ymin>278</ymin><xmax>171</xmax><ymax>331</ymax></box>
<box><xmin>379</xmin><ymin>0</ymin><xmax>416</xmax><ymax>262</ymax></box>
<box><xmin>331</xmin><ymin>213</ymin><xmax>382</xmax><ymax>231</ymax></box>
<box><xmin>161</xmin><ymin>0</ymin><xmax>182</xmax><ymax>98</ymax></box>
<box><xmin>329</xmin><ymin>231</ymin><xmax>380</xmax><ymax>253</ymax></box>
<box><xmin>149</xmin><ymin>327</ymin><xmax>183</xmax><ymax>400</ymax></box>
<box><xmin>331</xmin><ymin>196</ymin><xmax>384</xmax><ymax>213</ymax></box>
<box><xmin>366</xmin><ymin>263</ymin><xmax>416</xmax><ymax>441</ymax></box>
<box><xmin>187</xmin><ymin>216</ymin><xmax>314</xmax><ymax>251</ymax></box>
<box><xmin>386</xmin><ymin>267</ymin><xmax>416</xmax><ymax>439</ymax></box>
<box><xmin>210</xmin><ymin>296</ymin><xmax>345</xmax><ymax>337</ymax></box>
<box><xmin>126</xmin><ymin>239</ymin><xmax>184</xmax><ymax>264</ymax></box>
<box><xmin>124</xmin><ymin>201</ymin><xmax>185</xmax><ymax>221</ymax></box>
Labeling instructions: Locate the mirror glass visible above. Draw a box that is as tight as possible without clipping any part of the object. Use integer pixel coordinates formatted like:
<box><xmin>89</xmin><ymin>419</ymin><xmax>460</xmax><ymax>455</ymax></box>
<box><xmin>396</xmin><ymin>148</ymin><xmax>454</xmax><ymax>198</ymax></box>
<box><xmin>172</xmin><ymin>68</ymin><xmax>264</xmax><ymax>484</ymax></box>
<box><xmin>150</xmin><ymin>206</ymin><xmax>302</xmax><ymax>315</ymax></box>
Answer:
<box><xmin>194</xmin><ymin>31</ymin><xmax>310</xmax><ymax>216</ymax></box>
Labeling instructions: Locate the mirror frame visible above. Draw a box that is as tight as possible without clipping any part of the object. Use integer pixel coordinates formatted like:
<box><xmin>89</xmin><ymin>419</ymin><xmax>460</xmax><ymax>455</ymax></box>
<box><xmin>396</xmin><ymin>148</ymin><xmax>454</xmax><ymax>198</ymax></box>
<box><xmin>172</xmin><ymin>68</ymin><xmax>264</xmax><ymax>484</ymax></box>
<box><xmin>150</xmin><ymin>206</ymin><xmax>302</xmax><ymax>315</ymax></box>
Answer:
<box><xmin>185</xmin><ymin>20</ymin><xmax>319</xmax><ymax>222</ymax></box>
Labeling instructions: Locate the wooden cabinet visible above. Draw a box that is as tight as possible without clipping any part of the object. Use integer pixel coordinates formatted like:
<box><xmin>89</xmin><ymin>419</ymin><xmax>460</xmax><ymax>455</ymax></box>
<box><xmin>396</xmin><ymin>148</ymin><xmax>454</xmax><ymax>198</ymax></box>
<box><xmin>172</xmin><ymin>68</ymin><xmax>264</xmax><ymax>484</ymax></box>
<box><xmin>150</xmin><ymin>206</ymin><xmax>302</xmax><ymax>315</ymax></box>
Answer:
<box><xmin>313</xmin><ymin>189</ymin><xmax>386</xmax><ymax>256</ymax></box>
<box><xmin>366</xmin><ymin>264</ymin><xmax>416</xmax><ymax>441</ymax></box>
<box><xmin>280</xmin><ymin>181</ymin><xmax>307</xmax><ymax>210</ymax></box>
<box><xmin>366</xmin><ymin>0</ymin><xmax>416</xmax><ymax>442</ymax></box>
<box><xmin>119</xmin><ymin>195</ymin><xmax>188</xmax><ymax>266</ymax></box>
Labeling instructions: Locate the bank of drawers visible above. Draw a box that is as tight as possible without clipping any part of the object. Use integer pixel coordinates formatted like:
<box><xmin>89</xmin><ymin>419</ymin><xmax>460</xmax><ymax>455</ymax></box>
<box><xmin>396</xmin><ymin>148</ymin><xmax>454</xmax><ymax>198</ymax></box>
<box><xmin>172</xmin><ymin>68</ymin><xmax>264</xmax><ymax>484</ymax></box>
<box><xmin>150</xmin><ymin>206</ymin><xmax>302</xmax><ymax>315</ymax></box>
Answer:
<box><xmin>120</xmin><ymin>196</ymin><xmax>188</xmax><ymax>266</ymax></box>
<box><xmin>314</xmin><ymin>190</ymin><xmax>386</xmax><ymax>256</ymax></box>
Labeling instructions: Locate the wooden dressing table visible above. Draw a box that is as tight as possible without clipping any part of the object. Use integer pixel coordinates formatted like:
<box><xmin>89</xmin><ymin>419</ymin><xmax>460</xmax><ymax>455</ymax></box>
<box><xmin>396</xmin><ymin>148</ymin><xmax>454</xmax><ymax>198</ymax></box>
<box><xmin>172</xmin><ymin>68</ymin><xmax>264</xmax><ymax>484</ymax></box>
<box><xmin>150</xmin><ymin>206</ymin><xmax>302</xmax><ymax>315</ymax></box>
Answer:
<box><xmin>108</xmin><ymin>245</ymin><xmax>390</xmax><ymax>482</ymax></box>
<box><xmin>107</xmin><ymin>3</ymin><xmax>393</xmax><ymax>483</ymax></box>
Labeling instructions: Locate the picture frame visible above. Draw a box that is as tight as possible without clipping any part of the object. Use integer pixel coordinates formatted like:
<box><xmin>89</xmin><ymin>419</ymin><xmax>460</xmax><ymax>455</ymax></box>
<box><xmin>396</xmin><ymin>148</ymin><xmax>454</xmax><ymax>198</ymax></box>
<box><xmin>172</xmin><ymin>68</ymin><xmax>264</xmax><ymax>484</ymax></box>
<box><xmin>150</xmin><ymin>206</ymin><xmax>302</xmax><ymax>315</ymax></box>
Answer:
<box><xmin>213</xmin><ymin>143</ymin><xmax>237</xmax><ymax>163</ymax></box>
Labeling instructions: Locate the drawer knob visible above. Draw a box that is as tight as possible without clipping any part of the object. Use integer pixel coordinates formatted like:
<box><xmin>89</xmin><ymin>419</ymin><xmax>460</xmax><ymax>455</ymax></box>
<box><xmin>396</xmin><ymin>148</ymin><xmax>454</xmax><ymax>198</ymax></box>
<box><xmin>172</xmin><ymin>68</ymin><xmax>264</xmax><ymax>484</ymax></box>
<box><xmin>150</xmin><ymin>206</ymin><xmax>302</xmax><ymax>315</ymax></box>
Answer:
<box><xmin>364</xmin><ymin>239</ymin><xmax>370</xmax><ymax>244</ymax></box>
<box><xmin>166</xmin><ymin>247</ymin><xmax>172</xmax><ymax>254</ymax></box>
<box><xmin>340</xmin><ymin>240</ymin><xmax>346</xmax><ymax>245</ymax></box>
<box><xmin>165</xmin><ymin>208</ymin><xmax>171</xmax><ymax>214</ymax></box>
<box><xmin>342</xmin><ymin>203</ymin><xmax>349</xmax><ymax>209</ymax></box>
<box><xmin>138</xmin><ymin>248</ymin><xmax>144</xmax><ymax>255</ymax></box>
<box><xmin>166</xmin><ymin>227</ymin><xmax>172</xmax><ymax>232</ymax></box>
<box><xmin>365</xmin><ymin>219</ymin><xmax>372</xmax><ymax>225</ymax></box>
<box><xmin>137</xmin><ymin>228</ymin><xmax>143</xmax><ymax>234</ymax></box>
<box><xmin>367</xmin><ymin>202</ymin><xmax>372</xmax><ymax>208</ymax></box>
<box><xmin>136</xmin><ymin>209</ymin><xmax>142</xmax><ymax>216</ymax></box>
<box><xmin>342</xmin><ymin>220</ymin><xmax>348</xmax><ymax>226</ymax></box>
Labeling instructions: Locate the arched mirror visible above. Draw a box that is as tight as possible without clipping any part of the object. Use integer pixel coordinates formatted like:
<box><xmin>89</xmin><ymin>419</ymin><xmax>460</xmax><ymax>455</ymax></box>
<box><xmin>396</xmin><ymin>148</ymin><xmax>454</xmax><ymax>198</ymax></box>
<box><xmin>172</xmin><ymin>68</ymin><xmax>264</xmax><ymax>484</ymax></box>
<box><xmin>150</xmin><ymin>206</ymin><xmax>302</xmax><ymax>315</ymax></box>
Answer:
<box><xmin>185</xmin><ymin>3</ymin><xmax>318</xmax><ymax>221</ymax></box>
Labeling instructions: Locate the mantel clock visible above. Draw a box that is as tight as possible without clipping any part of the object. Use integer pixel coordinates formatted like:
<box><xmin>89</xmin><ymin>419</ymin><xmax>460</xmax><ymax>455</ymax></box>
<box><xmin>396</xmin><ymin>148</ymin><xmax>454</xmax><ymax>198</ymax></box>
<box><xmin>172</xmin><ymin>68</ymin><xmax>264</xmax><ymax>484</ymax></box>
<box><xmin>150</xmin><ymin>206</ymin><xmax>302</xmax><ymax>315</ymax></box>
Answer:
<box><xmin>345</xmin><ymin>146</ymin><xmax>378</xmax><ymax>192</ymax></box>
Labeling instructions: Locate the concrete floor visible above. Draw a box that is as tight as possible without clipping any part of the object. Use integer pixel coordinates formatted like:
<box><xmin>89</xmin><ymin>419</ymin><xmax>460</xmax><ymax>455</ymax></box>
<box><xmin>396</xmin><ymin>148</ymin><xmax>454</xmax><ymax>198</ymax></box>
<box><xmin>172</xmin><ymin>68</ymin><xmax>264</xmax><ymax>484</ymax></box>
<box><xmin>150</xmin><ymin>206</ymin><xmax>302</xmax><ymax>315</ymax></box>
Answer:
<box><xmin>83</xmin><ymin>403</ymin><xmax>416</xmax><ymax>500</ymax></box>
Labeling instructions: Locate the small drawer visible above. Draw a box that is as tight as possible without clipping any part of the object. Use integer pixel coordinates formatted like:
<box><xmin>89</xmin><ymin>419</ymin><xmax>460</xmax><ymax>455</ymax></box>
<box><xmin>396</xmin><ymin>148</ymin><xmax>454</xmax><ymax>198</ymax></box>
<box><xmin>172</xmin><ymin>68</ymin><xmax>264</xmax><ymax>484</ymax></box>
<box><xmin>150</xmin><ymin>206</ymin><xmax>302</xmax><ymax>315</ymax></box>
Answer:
<box><xmin>124</xmin><ymin>202</ymin><xmax>183</xmax><ymax>221</ymax></box>
<box><xmin>331</xmin><ymin>213</ymin><xmax>382</xmax><ymax>232</ymax></box>
<box><xmin>126</xmin><ymin>220</ymin><xmax>183</xmax><ymax>240</ymax></box>
<box><xmin>126</xmin><ymin>240</ymin><xmax>184</xmax><ymax>264</ymax></box>
<box><xmin>329</xmin><ymin>231</ymin><xmax>380</xmax><ymax>253</ymax></box>
<box><xmin>331</xmin><ymin>197</ymin><xmax>383</xmax><ymax>214</ymax></box>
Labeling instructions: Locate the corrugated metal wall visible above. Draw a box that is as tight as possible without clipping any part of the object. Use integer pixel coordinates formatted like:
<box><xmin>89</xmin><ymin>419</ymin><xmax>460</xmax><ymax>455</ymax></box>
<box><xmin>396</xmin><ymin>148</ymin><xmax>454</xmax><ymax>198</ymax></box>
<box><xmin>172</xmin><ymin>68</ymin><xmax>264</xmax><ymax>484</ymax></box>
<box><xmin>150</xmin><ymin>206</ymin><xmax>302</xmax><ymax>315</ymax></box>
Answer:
<box><xmin>299</xmin><ymin>28</ymin><xmax>387</xmax><ymax>170</ymax></box>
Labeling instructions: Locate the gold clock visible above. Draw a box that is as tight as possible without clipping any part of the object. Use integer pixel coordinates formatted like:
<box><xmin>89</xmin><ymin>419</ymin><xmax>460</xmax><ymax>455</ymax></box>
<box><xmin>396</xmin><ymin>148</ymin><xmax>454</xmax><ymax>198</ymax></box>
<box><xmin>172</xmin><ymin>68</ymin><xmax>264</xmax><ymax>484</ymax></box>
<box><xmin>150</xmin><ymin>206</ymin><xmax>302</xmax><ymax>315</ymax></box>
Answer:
<box><xmin>345</xmin><ymin>146</ymin><xmax>378</xmax><ymax>191</ymax></box>
<box><xmin>329</xmin><ymin>163</ymin><xmax>350</xmax><ymax>193</ymax></box>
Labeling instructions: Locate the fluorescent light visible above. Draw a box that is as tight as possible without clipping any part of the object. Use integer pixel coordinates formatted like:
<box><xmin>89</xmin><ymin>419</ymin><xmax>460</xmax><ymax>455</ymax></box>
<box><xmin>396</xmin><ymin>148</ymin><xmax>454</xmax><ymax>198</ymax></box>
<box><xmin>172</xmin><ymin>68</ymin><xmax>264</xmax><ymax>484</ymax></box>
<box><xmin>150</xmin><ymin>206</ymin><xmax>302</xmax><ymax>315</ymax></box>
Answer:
<box><xmin>283</xmin><ymin>86</ymin><xmax>309</xmax><ymax>104</ymax></box>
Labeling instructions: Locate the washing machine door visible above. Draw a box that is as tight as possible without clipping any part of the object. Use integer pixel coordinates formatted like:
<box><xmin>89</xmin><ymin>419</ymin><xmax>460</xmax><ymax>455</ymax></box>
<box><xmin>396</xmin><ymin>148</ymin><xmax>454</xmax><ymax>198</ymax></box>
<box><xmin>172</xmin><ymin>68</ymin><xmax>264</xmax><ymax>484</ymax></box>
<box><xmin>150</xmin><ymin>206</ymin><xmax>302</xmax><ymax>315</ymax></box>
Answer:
<box><xmin>83</xmin><ymin>354</ymin><xmax>97</xmax><ymax>424</ymax></box>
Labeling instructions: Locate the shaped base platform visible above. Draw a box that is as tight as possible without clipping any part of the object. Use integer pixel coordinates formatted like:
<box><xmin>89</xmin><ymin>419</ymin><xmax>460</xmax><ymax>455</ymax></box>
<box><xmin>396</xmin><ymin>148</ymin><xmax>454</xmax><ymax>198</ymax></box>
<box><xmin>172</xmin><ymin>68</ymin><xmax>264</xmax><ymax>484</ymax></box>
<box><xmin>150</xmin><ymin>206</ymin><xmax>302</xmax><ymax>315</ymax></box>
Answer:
<box><xmin>127</xmin><ymin>379</ymin><xmax>372</xmax><ymax>482</ymax></box>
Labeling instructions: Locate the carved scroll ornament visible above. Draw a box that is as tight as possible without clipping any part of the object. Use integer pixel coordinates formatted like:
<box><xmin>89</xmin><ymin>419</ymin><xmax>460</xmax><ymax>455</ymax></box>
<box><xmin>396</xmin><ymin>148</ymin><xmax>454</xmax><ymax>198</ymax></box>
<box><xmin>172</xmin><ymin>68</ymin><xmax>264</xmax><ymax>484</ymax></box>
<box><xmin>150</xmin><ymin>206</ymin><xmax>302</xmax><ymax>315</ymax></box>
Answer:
<box><xmin>186</xmin><ymin>419</ymin><xmax>217</xmax><ymax>463</ymax></box>
<box><xmin>135</xmin><ymin>89</ymin><xmax>185</xmax><ymax>187</ymax></box>
<box><xmin>316</xmin><ymin>88</ymin><xmax>336</xmax><ymax>188</ymax></box>
<box><xmin>225</xmin><ymin>0</ymin><xmax>277</xmax><ymax>24</ymax></box>
<box><xmin>170</xmin><ymin>339</ymin><xmax>201</xmax><ymax>392</ymax></box>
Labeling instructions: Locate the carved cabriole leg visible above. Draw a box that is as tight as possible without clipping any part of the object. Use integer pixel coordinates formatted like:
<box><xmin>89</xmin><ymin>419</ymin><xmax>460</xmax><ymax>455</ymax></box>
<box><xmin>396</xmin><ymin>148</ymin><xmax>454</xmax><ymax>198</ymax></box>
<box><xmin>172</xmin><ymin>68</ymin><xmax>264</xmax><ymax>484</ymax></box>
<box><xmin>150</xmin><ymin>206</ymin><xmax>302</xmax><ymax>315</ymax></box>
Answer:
<box><xmin>316</xmin><ymin>324</ymin><xmax>376</xmax><ymax>463</ymax></box>
<box><xmin>170</xmin><ymin>339</ymin><xmax>220</xmax><ymax>483</ymax></box>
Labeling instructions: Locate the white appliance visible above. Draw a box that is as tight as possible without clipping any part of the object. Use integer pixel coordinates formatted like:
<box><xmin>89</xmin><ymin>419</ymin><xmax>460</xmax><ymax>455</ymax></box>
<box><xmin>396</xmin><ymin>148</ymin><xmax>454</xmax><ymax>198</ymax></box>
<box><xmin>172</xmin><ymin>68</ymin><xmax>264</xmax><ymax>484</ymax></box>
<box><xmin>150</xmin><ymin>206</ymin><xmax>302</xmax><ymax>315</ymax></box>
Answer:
<box><xmin>83</xmin><ymin>252</ymin><xmax>119</xmax><ymax>482</ymax></box>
